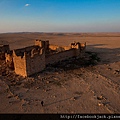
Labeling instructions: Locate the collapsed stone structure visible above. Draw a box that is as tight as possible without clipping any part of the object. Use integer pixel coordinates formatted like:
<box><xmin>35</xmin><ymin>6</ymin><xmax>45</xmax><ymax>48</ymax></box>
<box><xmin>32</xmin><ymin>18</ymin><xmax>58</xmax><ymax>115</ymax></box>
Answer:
<box><xmin>0</xmin><ymin>44</ymin><xmax>10</xmax><ymax>60</ymax></box>
<box><xmin>0</xmin><ymin>40</ymin><xmax>86</xmax><ymax>77</ymax></box>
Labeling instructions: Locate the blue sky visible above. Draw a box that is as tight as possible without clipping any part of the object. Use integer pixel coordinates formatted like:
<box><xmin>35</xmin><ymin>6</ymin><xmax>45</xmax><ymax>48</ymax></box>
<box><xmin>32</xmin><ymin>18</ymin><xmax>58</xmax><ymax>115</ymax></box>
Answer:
<box><xmin>0</xmin><ymin>0</ymin><xmax>120</xmax><ymax>33</ymax></box>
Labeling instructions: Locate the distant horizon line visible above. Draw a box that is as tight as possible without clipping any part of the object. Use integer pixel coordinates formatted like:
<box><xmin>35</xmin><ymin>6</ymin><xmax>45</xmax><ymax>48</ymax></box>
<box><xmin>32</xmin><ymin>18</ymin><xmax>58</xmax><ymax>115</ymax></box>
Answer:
<box><xmin>1</xmin><ymin>31</ymin><xmax>120</xmax><ymax>34</ymax></box>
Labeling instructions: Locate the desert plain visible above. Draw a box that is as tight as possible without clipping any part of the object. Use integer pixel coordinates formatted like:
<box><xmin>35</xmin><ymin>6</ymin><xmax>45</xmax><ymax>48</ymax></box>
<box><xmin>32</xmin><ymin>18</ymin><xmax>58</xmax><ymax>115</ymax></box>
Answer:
<box><xmin>0</xmin><ymin>32</ymin><xmax>120</xmax><ymax>114</ymax></box>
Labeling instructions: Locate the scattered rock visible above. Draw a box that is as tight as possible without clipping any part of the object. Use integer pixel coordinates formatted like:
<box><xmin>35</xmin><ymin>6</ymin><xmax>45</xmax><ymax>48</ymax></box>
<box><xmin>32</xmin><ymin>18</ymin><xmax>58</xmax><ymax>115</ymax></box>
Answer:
<box><xmin>97</xmin><ymin>95</ymin><xmax>104</xmax><ymax>100</ymax></box>
<box><xmin>44</xmin><ymin>77</ymin><xmax>47</xmax><ymax>80</ymax></box>
<box><xmin>70</xmin><ymin>97</ymin><xmax>77</xmax><ymax>101</ymax></box>
<box><xmin>53</xmin><ymin>95</ymin><xmax>56</xmax><ymax>98</ymax></box>
<box><xmin>115</xmin><ymin>69</ymin><xmax>120</xmax><ymax>72</ymax></box>
<box><xmin>54</xmin><ymin>77</ymin><xmax>58</xmax><ymax>80</ymax></box>
<box><xmin>46</xmin><ymin>81</ymin><xmax>49</xmax><ymax>84</ymax></box>
<box><xmin>108</xmin><ymin>67</ymin><xmax>112</xmax><ymax>70</ymax></box>
<box><xmin>14</xmin><ymin>95</ymin><xmax>19</xmax><ymax>99</ymax></box>
<box><xmin>114</xmin><ymin>70</ymin><xmax>120</xmax><ymax>74</ymax></box>
<box><xmin>35</xmin><ymin>87</ymin><xmax>40</xmax><ymax>89</ymax></box>
<box><xmin>7</xmin><ymin>94</ymin><xmax>13</xmax><ymax>98</ymax></box>
<box><xmin>38</xmin><ymin>75</ymin><xmax>41</xmax><ymax>79</ymax></box>
<box><xmin>98</xmin><ymin>102</ymin><xmax>103</xmax><ymax>106</ymax></box>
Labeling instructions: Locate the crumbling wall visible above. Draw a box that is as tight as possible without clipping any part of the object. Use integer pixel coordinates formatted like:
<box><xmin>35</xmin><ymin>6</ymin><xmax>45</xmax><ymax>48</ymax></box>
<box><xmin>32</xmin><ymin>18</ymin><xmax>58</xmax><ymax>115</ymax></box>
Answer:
<box><xmin>49</xmin><ymin>45</ymin><xmax>71</xmax><ymax>52</ymax></box>
<box><xmin>5</xmin><ymin>51</ymin><xmax>14</xmax><ymax>69</ymax></box>
<box><xmin>70</xmin><ymin>42</ymin><xmax>86</xmax><ymax>56</ymax></box>
<box><xmin>0</xmin><ymin>45</ymin><xmax>10</xmax><ymax>60</ymax></box>
<box><xmin>46</xmin><ymin>42</ymin><xmax>86</xmax><ymax>65</ymax></box>
<box><xmin>62</xmin><ymin>46</ymin><xmax>71</xmax><ymax>50</ymax></box>
<box><xmin>80</xmin><ymin>42</ymin><xmax>86</xmax><ymax>51</ymax></box>
<box><xmin>9</xmin><ymin>40</ymin><xmax>86</xmax><ymax>77</ymax></box>
<box><xmin>35</xmin><ymin>39</ymin><xmax>49</xmax><ymax>53</ymax></box>
<box><xmin>13</xmin><ymin>46</ymin><xmax>45</xmax><ymax>77</ymax></box>
<box><xmin>5</xmin><ymin>51</ymin><xmax>13</xmax><ymax>62</ymax></box>
<box><xmin>13</xmin><ymin>51</ymin><xmax>27</xmax><ymax>77</ymax></box>
<box><xmin>25</xmin><ymin>48</ymin><xmax>45</xmax><ymax>76</ymax></box>
<box><xmin>46</xmin><ymin>49</ymin><xmax>76</xmax><ymax>65</ymax></box>
<box><xmin>49</xmin><ymin>44</ymin><xmax>59</xmax><ymax>51</ymax></box>
<box><xmin>71</xmin><ymin>42</ymin><xmax>81</xmax><ymax>56</ymax></box>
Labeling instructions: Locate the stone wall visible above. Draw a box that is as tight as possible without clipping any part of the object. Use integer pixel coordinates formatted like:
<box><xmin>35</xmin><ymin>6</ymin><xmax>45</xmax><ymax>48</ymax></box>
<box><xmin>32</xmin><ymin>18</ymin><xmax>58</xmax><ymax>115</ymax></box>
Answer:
<box><xmin>5</xmin><ymin>51</ymin><xmax>14</xmax><ymax>69</ymax></box>
<box><xmin>5</xmin><ymin>51</ymin><xmax>13</xmax><ymax>62</ymax></box>
<box><xmin>0</xmin><ymin>45</ymin><xmax>10</xmax><ymax>60</ymax></box>
<box><xmin>49</xmin><ymin>45</ymin><xmax>71</xmax><ymax>51</ymax></box>
<box><xmin>49</xmin><ymin>44</ymin><xmax>59</xmax><ymax>51</ymax></box>
<box><xmin>46</xmin><ymin>42</ymin><xmax>86</xmax><ymax>65</ymax></box>
<box><xmin>62</xmin><ymin>46</ymin><xmax>71</xmax><ymax>50</ymax></box>
<box><xmin>13</xmin><ymin>51</ymin><xmax>27</xmax><ymax>77</ymax></box>
<box><xmin>3</xmin><ymin>40</ymin><xmax>86</xmax><ymax>77</ymax></box>
<box><xmin>80</xmin><ymin>42</ymin><xmax>86</xmax><ymax>51</ymax></box>
<box><xmin>25</xmin><ymin>48</ymin><xmax>45</xmax><ymax>76</ymax></box>
<box><xmin>13</xmin><ymin>46</ymin><xmax>45</xmax><ymax>77</ymax></box>
<box><xmin>35</xmin><ymin>39</ymin><xmax>49</xmax><ymax>53</ymax></box>
<box><xmin>46</xmin><ymin>49</ymin><xmax>76</xmax><ymax>65</ymax></box>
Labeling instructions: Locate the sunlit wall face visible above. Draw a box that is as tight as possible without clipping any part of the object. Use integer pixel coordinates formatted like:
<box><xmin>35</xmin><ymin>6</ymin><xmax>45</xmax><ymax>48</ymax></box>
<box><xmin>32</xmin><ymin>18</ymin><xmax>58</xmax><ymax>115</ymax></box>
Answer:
<box><xmin>0</xmin><ymin>0</ymin><xmax>120</xmax><ymax>33</ymax></box>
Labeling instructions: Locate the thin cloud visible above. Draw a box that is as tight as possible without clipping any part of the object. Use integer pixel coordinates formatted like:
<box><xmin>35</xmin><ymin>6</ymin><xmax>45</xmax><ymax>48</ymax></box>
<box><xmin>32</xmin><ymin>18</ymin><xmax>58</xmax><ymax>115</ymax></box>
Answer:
<box><xmin>25</xmin><ymin>4</ymin><xmax>30</xmax><ymax>7</ymax></box>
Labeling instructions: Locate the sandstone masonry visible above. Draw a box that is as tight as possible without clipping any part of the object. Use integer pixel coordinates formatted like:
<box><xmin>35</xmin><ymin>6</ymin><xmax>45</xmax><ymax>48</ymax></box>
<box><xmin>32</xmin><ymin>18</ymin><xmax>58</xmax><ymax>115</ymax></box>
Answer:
<box><xmin>0</xmin><ymin>40</ymin><xmax>86</xmax><ymax>77</ymax></box>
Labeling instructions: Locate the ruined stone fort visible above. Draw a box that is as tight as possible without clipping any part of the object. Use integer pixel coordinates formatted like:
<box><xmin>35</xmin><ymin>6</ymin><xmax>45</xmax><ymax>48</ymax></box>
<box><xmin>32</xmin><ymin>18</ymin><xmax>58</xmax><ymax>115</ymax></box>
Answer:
<box><xmin>0</xmin><ymin>40</ymin><xmax>86</xmax><ymax>77</ymax></box>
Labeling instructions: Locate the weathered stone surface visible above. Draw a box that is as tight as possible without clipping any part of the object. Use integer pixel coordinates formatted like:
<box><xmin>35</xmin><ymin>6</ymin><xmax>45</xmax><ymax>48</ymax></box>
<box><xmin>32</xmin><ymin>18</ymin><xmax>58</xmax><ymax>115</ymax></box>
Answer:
<box><xmin>11</xmin><ymin>40</ymin><xmax>86</xmax><ymax>77</ymax></box>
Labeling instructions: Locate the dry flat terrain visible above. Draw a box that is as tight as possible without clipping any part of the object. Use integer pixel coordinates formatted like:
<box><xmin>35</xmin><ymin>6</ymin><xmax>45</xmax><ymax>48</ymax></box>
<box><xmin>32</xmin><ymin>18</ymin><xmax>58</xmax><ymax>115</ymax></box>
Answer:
<box><xmin>0</xmin><ymin>32</ymin><xmax>120</xmax><ymax>113</ymax></box>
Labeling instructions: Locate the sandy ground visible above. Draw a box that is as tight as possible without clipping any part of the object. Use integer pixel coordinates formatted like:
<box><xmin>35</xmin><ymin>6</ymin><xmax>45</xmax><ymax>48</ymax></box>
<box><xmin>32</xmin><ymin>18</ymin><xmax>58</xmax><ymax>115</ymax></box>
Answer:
<box><xmin>0</xmin><ymin>32</ymin><xmax>120</xmax><ymax>113</ymax></box>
